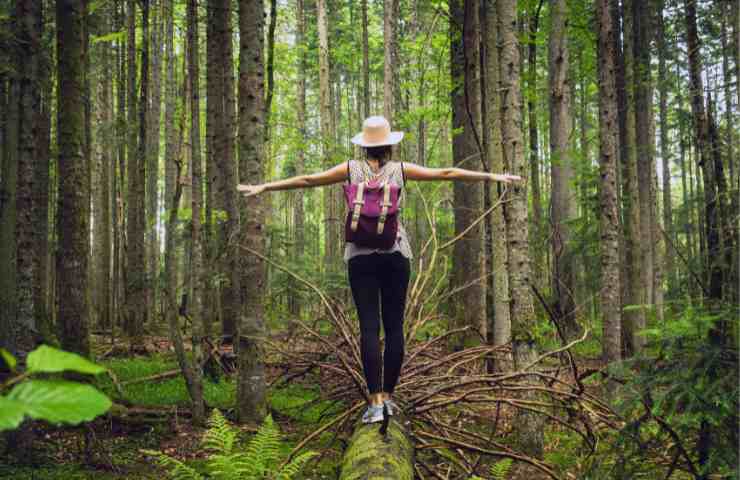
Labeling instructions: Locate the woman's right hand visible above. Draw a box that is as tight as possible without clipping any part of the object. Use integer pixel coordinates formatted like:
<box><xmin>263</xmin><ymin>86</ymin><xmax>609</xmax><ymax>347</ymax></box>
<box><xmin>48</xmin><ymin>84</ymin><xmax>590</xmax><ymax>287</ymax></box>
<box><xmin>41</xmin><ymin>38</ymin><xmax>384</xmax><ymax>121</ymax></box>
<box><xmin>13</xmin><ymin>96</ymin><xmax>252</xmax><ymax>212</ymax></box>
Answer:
<box><xmin>237</xmin><ymin>183</ymin><xmax>267</xmax><ymax>197</ymax></box>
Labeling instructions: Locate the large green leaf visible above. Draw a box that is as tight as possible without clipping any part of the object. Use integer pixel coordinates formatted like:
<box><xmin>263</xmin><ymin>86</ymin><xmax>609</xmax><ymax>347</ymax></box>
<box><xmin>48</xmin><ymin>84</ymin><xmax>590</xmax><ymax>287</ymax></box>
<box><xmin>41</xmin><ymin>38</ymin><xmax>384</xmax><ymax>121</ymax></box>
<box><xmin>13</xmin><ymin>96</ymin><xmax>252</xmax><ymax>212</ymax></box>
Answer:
<box><xmin>0</xmin><ymin>397</ymin><xmax>26</xmax><ymax>431</ymax></box>
<box><xmin>26</xmin><ymin>345</ymin><xmax>106</xmax><ymax>375</ymax></box>
<box><xmin>7</xmin><ymin>380</ymin><xmax>112</xmax><ymax>425</ymax></box>
<box><xmin>0</xmin><ymin>348</ymin><xmax>16</xmax><ymax>372</ymax></box>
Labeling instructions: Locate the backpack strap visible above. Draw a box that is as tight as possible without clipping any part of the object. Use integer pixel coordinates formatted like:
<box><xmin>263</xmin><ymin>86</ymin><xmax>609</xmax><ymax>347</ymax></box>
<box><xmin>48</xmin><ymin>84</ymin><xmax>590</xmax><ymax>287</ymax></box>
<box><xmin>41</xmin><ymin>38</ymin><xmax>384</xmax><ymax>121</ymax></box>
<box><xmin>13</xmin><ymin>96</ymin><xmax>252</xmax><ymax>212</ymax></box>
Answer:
<box><xmin>350</xmin><ymin>182</ymin><xmax>365</xmax><ymax>232</ymax></box>
<box><xmin>377</xmin><ymin>181</ymin><xmax>392</xmax><ymax>234</ymax></box>
<box><xmin>400</xmin><ymin>161</ymin><xmax>406</xmax><ymax>187</ymax></box>
<box><xmin>346</xmin><ymin>160</ymin><xmax>351</xmax><ymax>184</ymax></box>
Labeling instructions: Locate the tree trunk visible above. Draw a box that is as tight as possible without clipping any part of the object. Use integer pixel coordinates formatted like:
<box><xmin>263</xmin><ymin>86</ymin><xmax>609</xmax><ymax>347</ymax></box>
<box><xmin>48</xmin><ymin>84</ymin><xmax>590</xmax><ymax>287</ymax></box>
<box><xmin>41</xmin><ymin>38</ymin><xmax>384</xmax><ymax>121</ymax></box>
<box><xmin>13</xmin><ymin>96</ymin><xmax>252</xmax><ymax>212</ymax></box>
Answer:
<box><xmin>183</xmin><ymin>0</ymin><xmax>207</xmax><ymax>425</ymax></box>
<box><xmin>527</xmin><ymin>3</ymin><xmax>543</xmax><ymax>288</ymax></box>
<box><xmin>56</xmin><ymin>0</ymin><xmax>90</xmax><ymax>356</ymax></box>
<box><xmin>448</xmin><ymin>0</ymin><xmax>485</xmax><ymax>350</ymax></box>
<box><xmin>497</xmin><ymin>0</ymin><xmax>543</xmax><ymax>458</ymax></box>
<box><xmin>633</xmin><ymin>0</ymin><xmax>657</xmax><ymax>319</ymax></box>
<box><xmin>96</xmin><ymin>14</ymin><xmax>113</xmax><ymax>331</ymax></box>
<box><xmin>211</xmin><ymin>0</ymin><xmax>239</xmax><ymax>342</ymax></box>
<box><xmin>548</xmin><ymin>0</ymin><xmax>578</xmax><ymax>340</ymax></box>
<box><xmin>656</xmin><ymin>2</ymin><xmax>674</xmax><ymax>296</ymax></box>
<box><xmin>264</xmin><ymin>0</ymin><xmax>277</xmax><ymax>142</ymax></box>
<box><xmin>15</xmin><ymin>0</ymin><xmax>44</xmax><ymax>350</ymax></box>
<box><xmin>291</xmin><ymin>0</ymin><xmax>307</xmax><ymax>318</ymax></box>
<box><xmin>147</xmin><ymin>0</ymin><xmax>163</xmax><ymax>328</ymax></box>
<box><xmin>339</xmin><ymin>414</ymin><xmax>414</xmax><ymax>480</ymax></box>
<box><xmin>384</xmin><ymin>0</ymin><xmax>397</xmax><ymax>122</ymax></box>
<box><xmin>0</xmin><ymin>22</ymin><xmax>19</xmax><ymax>355</ymax></box>
<box><xmin>237</xmin><ymin>0</ymin><xmax>268</xmax><ymax>424</ymax></box>
<box><xmin>596</xmin><ymin>0</ymin><xmax>622</xmax><ymax>364</ymax></box>
<box><xmin>620</xmin><ymin>0</ymin><xmax>644</xmax><ymax>356</ymax></box>
<box><xmin>482</xmin><ymin>0</ymin><xmax>510</xmax><ymax>352</ymax></box>
<box><xmin>317</xmin><ymin>0</ymin><xmax>336</xmax><ymax>272</ymax></box>
<box><xmin>361</xmin><ymin>0</ymin><xmax>370</xmax><ymax>119</ymax></box>
<box><xmin>163</xmin><ymin>0</ymin><xmax>176</xmax><ymax>312</ymax></box>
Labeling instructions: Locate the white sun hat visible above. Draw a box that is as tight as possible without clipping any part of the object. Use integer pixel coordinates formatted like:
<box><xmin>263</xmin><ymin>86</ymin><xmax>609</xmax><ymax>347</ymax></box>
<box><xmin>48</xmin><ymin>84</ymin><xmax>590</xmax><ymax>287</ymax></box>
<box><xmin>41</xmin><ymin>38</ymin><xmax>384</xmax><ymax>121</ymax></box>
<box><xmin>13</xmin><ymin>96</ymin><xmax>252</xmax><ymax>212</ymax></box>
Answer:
<box><xmin>351</xmin><ymin>115</ymin><xmax>404</xmax><ymax>147</ymax></box>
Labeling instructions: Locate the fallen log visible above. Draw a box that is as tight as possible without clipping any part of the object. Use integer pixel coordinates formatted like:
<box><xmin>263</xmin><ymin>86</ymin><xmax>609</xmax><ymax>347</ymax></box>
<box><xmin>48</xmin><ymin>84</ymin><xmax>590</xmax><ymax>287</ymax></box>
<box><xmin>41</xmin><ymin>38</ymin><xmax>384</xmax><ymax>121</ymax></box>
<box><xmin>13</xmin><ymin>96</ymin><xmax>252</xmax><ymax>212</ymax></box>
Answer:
<box><xmin>339</xmin><ymin>406</ymin><xmax>414</xmax><ymax>480</ymax></box>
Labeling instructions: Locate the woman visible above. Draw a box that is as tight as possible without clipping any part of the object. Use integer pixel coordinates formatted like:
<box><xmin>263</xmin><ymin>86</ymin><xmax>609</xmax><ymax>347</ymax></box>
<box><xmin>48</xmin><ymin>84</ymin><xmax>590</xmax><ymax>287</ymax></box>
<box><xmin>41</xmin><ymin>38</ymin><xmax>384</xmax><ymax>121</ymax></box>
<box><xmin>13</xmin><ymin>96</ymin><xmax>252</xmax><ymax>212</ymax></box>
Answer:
<box><xmin>238</xmin><ymin>116</ymin><xmax>521</xmax><ymax>424</ymax></box>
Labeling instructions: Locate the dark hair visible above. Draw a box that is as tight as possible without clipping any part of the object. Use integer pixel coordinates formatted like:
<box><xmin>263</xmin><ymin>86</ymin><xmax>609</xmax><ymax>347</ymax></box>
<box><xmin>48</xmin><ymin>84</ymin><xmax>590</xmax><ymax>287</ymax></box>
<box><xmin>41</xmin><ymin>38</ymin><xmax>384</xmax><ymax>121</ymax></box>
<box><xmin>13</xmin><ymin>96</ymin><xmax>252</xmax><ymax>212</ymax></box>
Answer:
<box><xmin>365</xmin><ymin>145</ymin><xmax>392</xmax><ymax>165</ymax></box>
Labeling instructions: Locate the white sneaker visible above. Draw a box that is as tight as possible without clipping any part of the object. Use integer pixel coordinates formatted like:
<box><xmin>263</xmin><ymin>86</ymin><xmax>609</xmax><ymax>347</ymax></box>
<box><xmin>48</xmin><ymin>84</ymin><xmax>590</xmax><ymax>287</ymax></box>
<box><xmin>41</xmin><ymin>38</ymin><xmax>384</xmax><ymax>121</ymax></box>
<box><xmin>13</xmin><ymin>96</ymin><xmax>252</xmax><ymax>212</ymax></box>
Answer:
<box><xmin>361</xmin><ymin>404</ymin><xmax>385</xmax><ymax>424</ymax></box>
<box><xmin>383</xmin><ymin>399</ymin><xmax>401</xmax><ymax>416</ymax></box>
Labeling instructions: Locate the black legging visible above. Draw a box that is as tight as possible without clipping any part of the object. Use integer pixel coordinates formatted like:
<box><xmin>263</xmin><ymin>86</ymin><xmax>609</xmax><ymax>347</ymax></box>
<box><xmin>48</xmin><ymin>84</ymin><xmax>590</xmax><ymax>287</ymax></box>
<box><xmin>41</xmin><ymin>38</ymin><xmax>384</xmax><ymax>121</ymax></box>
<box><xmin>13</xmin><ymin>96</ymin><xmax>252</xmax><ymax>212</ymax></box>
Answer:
<box><xmin>347</xmin><ymin>251</ymin><xmax>410</xmax><ymax>394</ymax></box>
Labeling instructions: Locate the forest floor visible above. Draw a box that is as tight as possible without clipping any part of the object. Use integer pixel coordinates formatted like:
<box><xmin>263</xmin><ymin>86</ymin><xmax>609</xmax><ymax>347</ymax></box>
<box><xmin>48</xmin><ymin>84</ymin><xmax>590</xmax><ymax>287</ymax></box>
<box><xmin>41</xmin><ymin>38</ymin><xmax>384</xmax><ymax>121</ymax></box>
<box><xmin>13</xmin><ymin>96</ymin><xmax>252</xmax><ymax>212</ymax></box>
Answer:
<box><xmin>0</xmin><ymin>334</ymin><xmax>610</xmax><ymax>480</ymax></box>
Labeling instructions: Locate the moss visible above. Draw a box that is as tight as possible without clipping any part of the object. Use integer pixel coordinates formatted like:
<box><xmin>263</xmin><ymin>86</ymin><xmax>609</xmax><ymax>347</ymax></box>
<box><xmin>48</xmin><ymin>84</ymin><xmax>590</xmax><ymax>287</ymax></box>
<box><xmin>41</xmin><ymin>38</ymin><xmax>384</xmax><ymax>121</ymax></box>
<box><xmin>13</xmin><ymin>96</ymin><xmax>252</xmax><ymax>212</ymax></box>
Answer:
<box><xmin>339</xmin><ymin>417</ymin><xmax>414</xmax><ymax>480</ymax></box>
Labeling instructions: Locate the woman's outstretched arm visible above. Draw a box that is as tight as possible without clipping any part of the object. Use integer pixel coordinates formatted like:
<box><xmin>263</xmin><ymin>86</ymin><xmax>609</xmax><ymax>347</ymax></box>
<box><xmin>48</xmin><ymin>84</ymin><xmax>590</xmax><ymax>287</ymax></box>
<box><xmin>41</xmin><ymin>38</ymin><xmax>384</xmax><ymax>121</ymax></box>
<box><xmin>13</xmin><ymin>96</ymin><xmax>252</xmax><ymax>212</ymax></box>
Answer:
<box><xmin>237</xmin><ymin>161</ymin><xmax>349</xmax><ymax>197</ymax></box>
<box><xmin>403</xmin><ymin>162</ymin><xmax>522</xmax><ymax>183</ymax></box>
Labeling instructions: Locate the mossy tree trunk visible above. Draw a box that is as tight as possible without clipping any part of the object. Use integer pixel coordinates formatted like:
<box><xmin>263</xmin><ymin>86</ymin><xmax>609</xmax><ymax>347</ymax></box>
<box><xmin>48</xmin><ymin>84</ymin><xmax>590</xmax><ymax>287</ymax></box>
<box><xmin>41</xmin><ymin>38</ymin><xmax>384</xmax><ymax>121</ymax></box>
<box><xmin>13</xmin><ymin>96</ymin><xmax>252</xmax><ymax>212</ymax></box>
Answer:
<box><xmin>56</xmin><ymin>0</ymin><xmax>90</xmax><ymax>356</ymax></box>
<box><xmin>339</xmin><ymin>415</ymin><xmax>415</xmax><ymax>480</ymax></box>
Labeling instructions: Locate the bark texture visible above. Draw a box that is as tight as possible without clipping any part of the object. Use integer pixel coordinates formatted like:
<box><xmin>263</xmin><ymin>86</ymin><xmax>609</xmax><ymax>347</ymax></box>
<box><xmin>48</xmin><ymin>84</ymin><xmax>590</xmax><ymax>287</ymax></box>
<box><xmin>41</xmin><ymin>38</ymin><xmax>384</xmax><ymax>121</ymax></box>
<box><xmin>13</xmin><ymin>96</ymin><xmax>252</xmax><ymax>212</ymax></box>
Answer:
<box><xmin>56</xmin><ymin>0</ymin><xmax>90</xmax><ymax>356</ymax></box>
<box><xmin>548</xmin><ymin>0</ymin><xmax>578</xmax><ymax>339</ymax></box>
<box><xmin>596</xmin><ymin>0</ymin><xmax>622</xmax><ymax>363</ymax></box>
<box><xmin>497</xmin><ymin>0</ymin><xmax>543</xmax><ymax>457</ymax></box>
<box><xmin>449</xmin><ymin>0</ymin><xmax>486</xmax><ymax>349</ymax></box>
<box><xmin>237</xmin><ymin>0</ymin><xmax>268</xmax><ymax>424</ymax></box>
<box><xmin>482</xmin><ymin>0</ymin><xmax>510</xmax><ymax>349</ymax></box>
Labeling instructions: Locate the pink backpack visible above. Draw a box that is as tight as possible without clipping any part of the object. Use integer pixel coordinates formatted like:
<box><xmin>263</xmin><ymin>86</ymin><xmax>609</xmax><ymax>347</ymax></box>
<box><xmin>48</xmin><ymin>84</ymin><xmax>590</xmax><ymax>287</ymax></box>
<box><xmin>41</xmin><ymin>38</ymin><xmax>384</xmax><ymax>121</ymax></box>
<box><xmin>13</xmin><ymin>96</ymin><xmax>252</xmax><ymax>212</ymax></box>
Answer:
<box><xmin>342</xmin><ymin>162</ymin><xmax>402</xmax><ymax>249</ymax></box>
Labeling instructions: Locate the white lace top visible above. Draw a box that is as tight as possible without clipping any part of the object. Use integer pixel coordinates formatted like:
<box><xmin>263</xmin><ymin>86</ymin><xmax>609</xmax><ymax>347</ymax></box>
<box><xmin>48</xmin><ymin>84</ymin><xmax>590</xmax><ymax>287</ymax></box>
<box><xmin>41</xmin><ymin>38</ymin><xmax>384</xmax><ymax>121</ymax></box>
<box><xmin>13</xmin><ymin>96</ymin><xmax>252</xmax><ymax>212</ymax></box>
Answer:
<box><xmin>343</xmin><ymin>160</ymin><xmax>413</xmax><ymax>262</ymax></box>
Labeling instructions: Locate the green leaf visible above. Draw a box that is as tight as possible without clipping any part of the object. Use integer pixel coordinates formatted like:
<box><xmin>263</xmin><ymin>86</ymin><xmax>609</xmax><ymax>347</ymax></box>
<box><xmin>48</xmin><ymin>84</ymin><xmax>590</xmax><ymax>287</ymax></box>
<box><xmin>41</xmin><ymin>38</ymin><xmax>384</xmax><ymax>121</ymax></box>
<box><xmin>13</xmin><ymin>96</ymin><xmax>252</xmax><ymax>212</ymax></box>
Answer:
<box><xmin>0</xmin><ymin>397</ymin><xmax>27</xmax><ymax>431</ymax></box>
<box><xmin>27</xmin><ymin>345</ymin><xmax>106</xmax><ymax>375</ymax></box>
<box><xmin>0</xmin><ymin>348</ymin><xmax>16</xmax><ymax>372</ymax></box>
<box><xmin>7</xmin><ymin>380</ymin><xmax>112</xmax><ymax>425</ymax></box>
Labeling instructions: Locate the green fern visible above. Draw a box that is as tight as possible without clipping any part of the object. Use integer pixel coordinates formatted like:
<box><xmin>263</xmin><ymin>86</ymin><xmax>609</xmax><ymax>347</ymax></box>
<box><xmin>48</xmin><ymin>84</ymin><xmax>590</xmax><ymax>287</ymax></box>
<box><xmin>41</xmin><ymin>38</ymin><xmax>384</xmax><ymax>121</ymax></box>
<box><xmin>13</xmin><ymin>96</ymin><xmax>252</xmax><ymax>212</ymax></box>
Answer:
<box><xmin>469</xmin><ymin>458</ymin><xmax>513</xmax><ymax>480</ymax></box>
<box><xmin>142</xmin><ymin>449</ymin><xmax>204</xmax><ymax>480</ymax></box>
<box><xmin>489</xmin><ymin>458</ymin><xmax>513</xmax><ymax>480</ymax></box>
<box><xmin>146</xmin><ymin>409</ymin><xmax>314</xmax><ymax>480</ymax></box>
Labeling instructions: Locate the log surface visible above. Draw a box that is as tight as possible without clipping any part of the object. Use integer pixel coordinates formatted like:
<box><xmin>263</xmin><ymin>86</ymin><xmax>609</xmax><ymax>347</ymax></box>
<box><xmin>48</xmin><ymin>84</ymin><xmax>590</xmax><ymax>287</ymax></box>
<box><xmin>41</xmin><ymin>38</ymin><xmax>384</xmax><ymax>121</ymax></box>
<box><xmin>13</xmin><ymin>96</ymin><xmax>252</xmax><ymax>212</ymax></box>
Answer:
<box><xmin>339</xmin><ymin>412</ymin><xmax>414</xmax><ymax>480</ymax></box>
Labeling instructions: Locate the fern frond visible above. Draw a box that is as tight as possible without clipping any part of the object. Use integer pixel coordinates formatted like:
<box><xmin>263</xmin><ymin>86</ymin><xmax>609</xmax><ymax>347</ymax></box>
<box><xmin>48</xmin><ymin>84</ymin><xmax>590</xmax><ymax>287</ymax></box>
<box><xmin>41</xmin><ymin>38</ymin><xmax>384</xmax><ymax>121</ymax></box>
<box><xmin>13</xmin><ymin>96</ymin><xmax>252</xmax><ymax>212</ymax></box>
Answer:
<box><xmin>489</xmin><ymin>458</ymin><xmax>513</xmax><ymax>480</ymax></box>
<box><xmin>142</xmin><ymin>449</ymin><xmax>204</xmax><ymax>480</ymax></box>
<box><xmin>203</xmin><ymin>409</ymin><xmax>237</xmax><ymax>455</ymax></box>
<box><xmin>245</xmin><ymin>414</ymin><xmax>282</xmax><ymax>477</ymax></box>
<box><xmin>275</xmin><ymin>450</ymin><xmax>319</xmax><ymax>480</ymax></box>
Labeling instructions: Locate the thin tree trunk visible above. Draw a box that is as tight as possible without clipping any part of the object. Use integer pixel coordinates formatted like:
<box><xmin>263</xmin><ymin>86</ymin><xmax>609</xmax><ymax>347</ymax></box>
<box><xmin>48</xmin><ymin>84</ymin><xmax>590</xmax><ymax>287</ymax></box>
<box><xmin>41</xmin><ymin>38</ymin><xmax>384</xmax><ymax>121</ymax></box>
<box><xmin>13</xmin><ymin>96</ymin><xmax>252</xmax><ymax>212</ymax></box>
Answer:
<box><xmin>361</xmin><ymin>0</ymin><xmax>370</xmax><ymax>119</ymax></box>
<box><xmin>237</xmin><ymin>0</ymin><xmax>268</xmax><ymax>424</ymax></box>
<box><xmin>596</xmin><ymin>0</ymin><xmax>622</xmax><ymax>364</ymax></box>
<box><xmin>548</xmin><ymin>0</ymin><xmax>578</xmax><ymax>340</ymax></box>
<box><xmin>291</xmin><ymin>0</ymin><xmax>307</xmax><ymax>318</ymax></box>
<box><xmin>657</xmin><ymin>1</ymin><xmax>674</xmax><ymax>296</ymax></box>
<box><xmin>57</xmin><ymin>0</ymin><xmax>90</xmax><ymax>356</ymax></box>
<box><xmin>164</xmin><ymin>0</ymin><xmax>177</xmax><ymax>321</ymax></box>
<box><xmin>527</xmin><ymin>2</ymin><xmax>543</xmax><ymax>287</ymax></box>
<box><xmin>147</xmin><ymin>0</ymin><xmax>163</xmax><ymax>328</ymax></box>
<box><xmin>264</xmin><ymin>0</ymin><xmax>277</xmax><ymax>141</ymax></box>
<box><xmin>384</xmin><ymin>0</ymin><xmax>397</xmax><ymax>122</ymax></box>
<box><xmin>633</xmin><ymin>0</ymin><xmax>657</xmax><ymax>318</ymax></box>
<box><xmin>620</xmin><ymin>0</ymin><xmax>644</xmax><ymax>356</ymax></box>
<box><xmin>97</xmin><ymin>15</ymin><xmax>113</xmax><ymax>331</ymax></box>
<box><xmin>317</xmin><ymin>0</ymin><xmax>335</xmax><ymax>271</ymax></box>
<box><xmin>497</xmin><ymin>0</ymin><xmax>543</xmax><ymax>458</ymax></box>
<box><xmin>183</xmin><ymin>0</ymin><xmax>207</xmax><ymax>425</ymax></box>
<box><xmin>482</xmin><ymin>0</ymin><xmax>510</xmax><ymax>352</ymax></box>
<box><xmin>449</xmin><ymin>0</ymin><xmax>486</xmax><ymax>349</ymax></box>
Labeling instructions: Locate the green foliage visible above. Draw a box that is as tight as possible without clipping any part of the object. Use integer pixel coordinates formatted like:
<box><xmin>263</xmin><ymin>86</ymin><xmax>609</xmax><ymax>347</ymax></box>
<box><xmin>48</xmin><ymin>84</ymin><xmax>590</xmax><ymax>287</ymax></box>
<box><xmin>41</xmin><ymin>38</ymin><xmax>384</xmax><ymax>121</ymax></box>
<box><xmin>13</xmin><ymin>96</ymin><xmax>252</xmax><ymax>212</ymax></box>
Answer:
<box><xmin>0</xmin><ymin>346</ymin><xmax>112</xmax><ymax>431</ymax></box>
<box><xmin>470</xmin><ymin>458</ymin><xmax>513</xmax><ymax>480</ymax></box>
<box><xmin>589</xmin><ymin>305</ymin><xmax>739</xmax><ymax>478</ymax></box>
<box><xmin>145</xmin><ymin>409</ymin><xmax>317</xmax><ymax>480</ymax></box>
